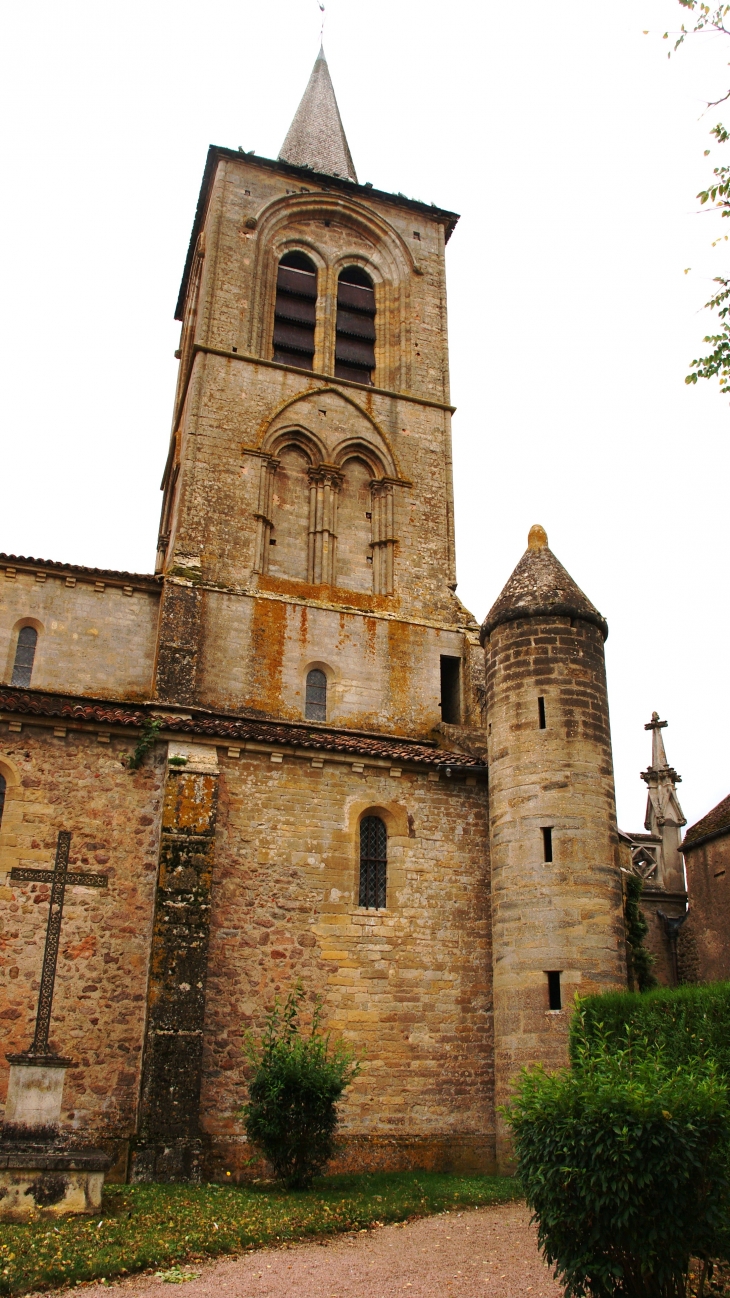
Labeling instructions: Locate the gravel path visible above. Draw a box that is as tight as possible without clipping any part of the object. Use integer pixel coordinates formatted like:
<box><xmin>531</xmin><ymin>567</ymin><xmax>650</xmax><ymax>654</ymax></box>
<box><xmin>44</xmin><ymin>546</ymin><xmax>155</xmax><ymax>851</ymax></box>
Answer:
<box><xmin>74</xmin><ymin>1201</ymin><xmax>563</xmax><ymax>1298</ymax></box>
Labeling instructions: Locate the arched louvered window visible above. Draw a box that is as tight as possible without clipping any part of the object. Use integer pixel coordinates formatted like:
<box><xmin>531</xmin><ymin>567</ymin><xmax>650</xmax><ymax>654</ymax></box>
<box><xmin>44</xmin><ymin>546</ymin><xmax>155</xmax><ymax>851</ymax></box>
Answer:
<box><xmin>11</xmin><ymin>626</ymin><xmax>38</xmax><ymax>688</ymax></box>
<box><xmin>359</xmin><ymin>815</ymin><xmax>387</xmax><ymax>909</ymax></box>
<box><xmin>273</xmin><ymin>251</ymin><xmax>317</xmax><ymax>370</ymax></box>
<box><xmin>0</xmin><ymin>773</ymin><xmax>6</xmax><ymax>829</ymax></box>
<box><xmin>335</xmin><ymin>267</ymin><xmax>375</xmax><ymax>384</ymax></box>
<box><xmin>305</xmin><ymin>669</ymin><xmax>327</xmax><ymax>721</ymax></box>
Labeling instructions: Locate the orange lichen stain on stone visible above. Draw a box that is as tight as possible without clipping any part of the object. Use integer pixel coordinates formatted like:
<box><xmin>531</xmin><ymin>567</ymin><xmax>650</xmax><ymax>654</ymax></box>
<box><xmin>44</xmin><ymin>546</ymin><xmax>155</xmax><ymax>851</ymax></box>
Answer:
<box><xmin>246</xmin><ymin>594</ymin><xmax>287</xmax><ymax>714</ymax></box>
<box><xmin>387</xmin><ymin>618</ymin><xmax>414</xmax><ymax>723</ymax></box>
<box><xmin>256</xmin><ymin>573</ymin><xmax>395</xmax><ymax>615</ymax></box>
<box><xmin>298</xmin><ymin>604</ymin><xmax>308</xmax><ymax>647</ymax></box>
<box><xmin>162</xmin><ymin>772</ymin><xmax>217</xmax><ymax>834</ymax></box>
<box><xmin>364</xmin><ymin>616</ymin><xmax>377</xmax><ymax>659</ymax></box>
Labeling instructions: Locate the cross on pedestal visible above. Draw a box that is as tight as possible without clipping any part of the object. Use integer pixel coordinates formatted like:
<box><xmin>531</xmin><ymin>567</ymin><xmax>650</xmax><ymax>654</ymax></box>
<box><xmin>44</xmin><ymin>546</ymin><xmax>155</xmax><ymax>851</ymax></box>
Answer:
<box><xmin>8</xmin><ymin>831</ymin><xmax>108</xmax><ymax>1061</ymax></box>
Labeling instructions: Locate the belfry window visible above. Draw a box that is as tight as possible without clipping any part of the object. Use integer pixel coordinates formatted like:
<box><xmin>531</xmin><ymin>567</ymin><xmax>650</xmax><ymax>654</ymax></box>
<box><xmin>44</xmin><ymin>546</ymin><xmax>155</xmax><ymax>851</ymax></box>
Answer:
<box><xmin>335</xmin><ymin>267</ymin><xmax>376</xmax><ymax>384</ymax></box>
<box><xmin>0</xmin><ymin>772</ymin><xmax>6</xmax><ymax>829</ymax></box>
<box><xmin>359</xmin><ymin>815</ymin><xmax>387</xmax><ymax>909</ymax></box>
<box><xmin>305</xmin><ymin>669</ymin><xmax>327</xmax><ymax>721</ymax></box>
<box><xmin>272</xmin><ymin>251</ymin><xmax>317</xmax><ymax>370</ymax></box>
<box><xmin>11</xmin><ymin>626</ymin><xmax>38</xmax><ymax>688</ymax></box>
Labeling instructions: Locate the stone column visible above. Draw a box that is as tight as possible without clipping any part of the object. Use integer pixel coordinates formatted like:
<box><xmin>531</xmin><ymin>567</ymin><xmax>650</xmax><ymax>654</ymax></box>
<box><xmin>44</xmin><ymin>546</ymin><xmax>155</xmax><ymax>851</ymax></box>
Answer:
<box><xmin>252</xmin><ymin>454</ymin><xmax>279</xmax><ymax>575</ymax></box>
<box><xmin>370</xmin><ymin>479</ymin><xmax>396</xmax><ymax>595</ymax></box>
<box><xmin>308</xmin><ymin>465</ymin><xmax>342</xmax><ymax>586</ymax></box>
<box><xmin>131</xmin><ymin>742</ymin><xmax>219</xmax><ymax>1182</ymax></box>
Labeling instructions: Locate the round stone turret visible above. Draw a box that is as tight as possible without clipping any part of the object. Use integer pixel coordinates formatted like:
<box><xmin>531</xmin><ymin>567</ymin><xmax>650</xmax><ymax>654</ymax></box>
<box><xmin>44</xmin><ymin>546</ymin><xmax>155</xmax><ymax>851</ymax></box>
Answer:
<box><xmin>481</xmin><ymin>526</ymin><xmax>626</xmax><ymax>1170</ymax></box>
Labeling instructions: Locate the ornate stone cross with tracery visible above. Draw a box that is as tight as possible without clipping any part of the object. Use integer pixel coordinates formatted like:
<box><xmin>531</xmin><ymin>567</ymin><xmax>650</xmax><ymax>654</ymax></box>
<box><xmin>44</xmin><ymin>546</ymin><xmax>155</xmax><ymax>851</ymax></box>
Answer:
<box><xmin>9</xmin><ymin>831</ymin><xmax>108</xmax><ymax>1060</ymax></box>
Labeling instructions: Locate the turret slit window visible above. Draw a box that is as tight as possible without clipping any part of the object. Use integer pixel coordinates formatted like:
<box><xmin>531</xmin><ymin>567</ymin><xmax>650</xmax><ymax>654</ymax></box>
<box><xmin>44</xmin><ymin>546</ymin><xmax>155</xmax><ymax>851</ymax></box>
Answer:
<box><xmin>11</xmin><ymin>626</ymin><xmax>38</xmax><ymax>688</ymax></box>
<box><xmin>538</xmin><ymin>696</ymin><xmax>546</xmax><ymax>729</ymax></box>
<box><xmin>546</xmin><ymin>971</ymin><xmax>562</xmax><ymax>1010</ymax></box>
<box><xmin>335</xmin><ymin>267</ymin><xmax>376</xmax><ymax>384</ymax></box>
<box><xmin>440</xmin><ymin>656</ymin><xmax>461</xmax><ymax>724</ymax></box>
<box><xmin>542</xmin><ymin>826</ymin><xmax>553</xmax><ymax>863</ymax></box>
<box><xmin>359</xmin><ymin>816</ymin><xmax>387</xmax><ymax>909</ymax></box>
<box><xmin>0</xmin><ymin>773</ymin><xmax>6</xmax><ymax>829</ymax></box>
<box><xmin>272</xmin><ymin>251</ymin><xmax>317</xmax><ymax>370</ymax></box>
<box><xmin>305</xmin><ymin>669</ymin><xmax>327</xmax><ymax>721</ymax></box>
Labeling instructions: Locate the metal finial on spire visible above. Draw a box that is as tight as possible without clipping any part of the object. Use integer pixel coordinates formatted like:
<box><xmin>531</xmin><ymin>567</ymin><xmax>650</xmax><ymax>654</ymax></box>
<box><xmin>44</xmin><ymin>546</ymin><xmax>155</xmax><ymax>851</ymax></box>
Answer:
<box><xmin>278</xmin><ymin>47</ymin><xmax>357</xmax><ymax>182</ymax></box>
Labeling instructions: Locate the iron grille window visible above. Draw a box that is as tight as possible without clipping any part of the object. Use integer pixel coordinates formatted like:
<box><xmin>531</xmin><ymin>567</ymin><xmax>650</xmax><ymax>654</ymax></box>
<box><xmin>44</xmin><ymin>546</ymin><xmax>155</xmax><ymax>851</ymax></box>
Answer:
<box><xmin>0</xmin><ymin>773</ymin><xmax>5</xmax><ymax>829</ymax></box>
<box><xmin>273</xmin><ymin>251</ymin><xmax>317</xmax><ymax>370</ymax></box>
<box><xmin>335</xmin><ymin>266</ymin><xmax>375</xmax><ymax>384</ymax></box>
<box><xmin>305</xmin><ymin>669</ymin><xmax>327</xmax><ymax>721</ymax></box>
<box><xmin>359</xmin><ymin>815</ymin><xmax>387</xmax><ymax>909</ymax></box>
<box><xmin>11</xmin><ymin>626</ymin><xmax>38</xmax><ymax>688</ymax></box>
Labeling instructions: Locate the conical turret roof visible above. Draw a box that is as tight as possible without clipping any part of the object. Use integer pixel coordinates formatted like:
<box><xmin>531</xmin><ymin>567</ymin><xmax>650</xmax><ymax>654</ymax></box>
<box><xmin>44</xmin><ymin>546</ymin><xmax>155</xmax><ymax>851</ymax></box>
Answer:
<box><xmin>279</xmin><ymin>47</ymin><xmax>357</xmax><ymax>182</ymax></box>
<box><xmin>481</xmin><ymin>525</ymin><xmax>608</xmax><ymax>642</ymax></box>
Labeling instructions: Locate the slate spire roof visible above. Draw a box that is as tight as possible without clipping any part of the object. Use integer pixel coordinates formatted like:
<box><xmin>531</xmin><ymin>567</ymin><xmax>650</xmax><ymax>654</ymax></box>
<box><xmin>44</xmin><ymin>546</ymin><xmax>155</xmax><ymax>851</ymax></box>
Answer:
<box><xmin>481</xmin><ymin>524</ymin><xmax>609</xmax><ymax>642</ymax></box>
<box><xmin>279</xmin><ymin>46</ymin><xmax>357</xmax><ymax>182</ymax></box>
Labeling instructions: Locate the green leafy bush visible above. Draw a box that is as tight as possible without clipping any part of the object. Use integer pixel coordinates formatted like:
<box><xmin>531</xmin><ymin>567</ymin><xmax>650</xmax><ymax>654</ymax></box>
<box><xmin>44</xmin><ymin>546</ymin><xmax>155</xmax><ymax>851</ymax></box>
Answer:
<box><xmin>507</xmin><ymin>1041</ymin><xmax>730</xmax><ymax>1297</ymax></box>
<box><xmin>623</xmin><ymin>873</ymin><xmax>657</xmax><ymax>992</ymax></box>
<box><xmin>570</xmin><ymin>982</ymin><xmax>730</xmax><ymax>1080</ymax></box>
<box><xmin>241</xmin><ymin>984</ymin><xmax>360</xmax><ymax>1190</ymax></box>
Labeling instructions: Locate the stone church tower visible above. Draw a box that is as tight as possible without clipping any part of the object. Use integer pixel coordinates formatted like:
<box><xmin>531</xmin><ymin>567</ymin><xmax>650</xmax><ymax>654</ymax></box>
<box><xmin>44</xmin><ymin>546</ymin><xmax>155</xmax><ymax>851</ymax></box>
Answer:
<box><xmin>0</xmin><ymin>50</ymin><xmax>626</xmax><ymax>1182</ymax></box>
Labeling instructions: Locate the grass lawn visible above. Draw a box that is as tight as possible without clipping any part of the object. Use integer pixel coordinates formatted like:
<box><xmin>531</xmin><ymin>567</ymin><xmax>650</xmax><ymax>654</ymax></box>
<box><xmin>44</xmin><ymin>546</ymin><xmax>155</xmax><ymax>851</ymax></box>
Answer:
<box><xmin>0</xmin><ymin>1171</ymin><xmax>520</xmax><ymax>1294</ymax></box>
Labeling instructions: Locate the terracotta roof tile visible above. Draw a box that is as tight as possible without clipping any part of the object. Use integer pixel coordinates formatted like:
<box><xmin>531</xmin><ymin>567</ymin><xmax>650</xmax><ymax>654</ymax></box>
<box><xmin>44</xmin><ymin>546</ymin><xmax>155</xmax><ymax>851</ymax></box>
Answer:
<box><xmin>0</xmin><ymin>553</ymin><xmax>159</xmax><ymax>585</ymax></box>
<box><xmin>0</xmin><ymin>688</ymin><xmax>486</xmax><ymax>771</ymax></box>
<box><xmin>682</xmin><ymin>793</ymin><xmax>730</xmax><ymax>852</ymax></box>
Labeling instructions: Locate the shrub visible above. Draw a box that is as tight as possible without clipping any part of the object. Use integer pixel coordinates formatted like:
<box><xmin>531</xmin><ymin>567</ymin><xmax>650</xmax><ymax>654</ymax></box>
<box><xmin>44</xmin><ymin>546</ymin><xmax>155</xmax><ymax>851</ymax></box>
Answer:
<box><xmin>241</xmin><ymin>984</ymin><xmax>360</xmax><ymax>1190</ymax></box>
<box><xmin>507</xmin><ymin>1044</ymin><xmax>730</xmax><ymax>1297</ymax></box>
<box><xmin>570</xmin><ymin>982</ymin><xmax>730</xmax><ymax>1081</ymax></box>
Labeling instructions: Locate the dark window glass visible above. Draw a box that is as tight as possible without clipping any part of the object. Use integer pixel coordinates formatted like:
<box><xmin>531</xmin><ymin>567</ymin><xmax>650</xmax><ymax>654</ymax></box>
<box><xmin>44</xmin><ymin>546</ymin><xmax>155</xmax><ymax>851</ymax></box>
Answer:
<box><xmin>359</xmin><ymin>815</ymin><xmax>387</xmax><ymax>909</ymax></box>
<box><xmin>305</xmin><ymin>669</ymin><xmax>327</xmax><ymax>721</ymax></box>
<box><xmin>11</xmin><ymin>626</ymin><xmax>38</xmax><ymax>688</ymax></box>
<box><xmin>0</xmin><ymin>773</ymin><xmax>5</xmax><ymax>829</ymax></box>
<box><xmin>273</xmin><ymin>251</ymin><xmax>317</xmax><ymax>370</ymax></box>
<box><xmin>547</xmin><ymin>971</ymin><xmax>562</xmax><ymax>1010</ymax></box>
<box><xmin>335</xmin><ymin>266</ymin><xmax>375</xmax><ymax>384</ymax></box>
<box><xmin>440</xmin><ymin>656</ymin><xmax>461</xmax><ymax>724</ymax></box>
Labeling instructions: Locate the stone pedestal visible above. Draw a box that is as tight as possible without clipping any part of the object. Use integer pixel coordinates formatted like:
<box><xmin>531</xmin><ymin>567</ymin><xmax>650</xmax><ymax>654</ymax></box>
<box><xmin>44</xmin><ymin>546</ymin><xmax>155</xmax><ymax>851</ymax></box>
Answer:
<box><xmin>0</xmin><ymin>1055</ymin><xmax>111</xmax><ymax>1220</ymax></box>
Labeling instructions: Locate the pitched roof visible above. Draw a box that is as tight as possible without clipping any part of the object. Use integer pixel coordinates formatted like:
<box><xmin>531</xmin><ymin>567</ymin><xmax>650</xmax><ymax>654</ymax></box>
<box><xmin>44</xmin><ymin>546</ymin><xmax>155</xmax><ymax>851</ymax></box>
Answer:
<box><xmin>681</xmin><ymin>793</ymin><xmax>730</xmax><ymax>853</ymax></box>
<box><xmin>0</xmin><ymin>553</ymin><xmax>159</xmax><ymax>589</ymax></box>
<box><xmin>279</xmin><ymin>47</ymin><xmax>357</xmax><ymax>182</ymax></box>
<box><xmin>481</xmin><ymin>525</ymin><xmax>608</xmax><ymax>642</ymax></box>
<box><xmin>0</xmin><ymin>687</ymin><xmax>486</xmax><ymax>771</ymax></box>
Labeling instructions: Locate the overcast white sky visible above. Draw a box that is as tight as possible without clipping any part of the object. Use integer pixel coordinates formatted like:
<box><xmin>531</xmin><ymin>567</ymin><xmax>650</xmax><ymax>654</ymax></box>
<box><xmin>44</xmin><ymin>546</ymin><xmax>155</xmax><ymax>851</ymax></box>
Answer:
<box><xmin>1</xmin><ymin>0</ymin><xmax>728</xmax><ymax>832</ymax></box>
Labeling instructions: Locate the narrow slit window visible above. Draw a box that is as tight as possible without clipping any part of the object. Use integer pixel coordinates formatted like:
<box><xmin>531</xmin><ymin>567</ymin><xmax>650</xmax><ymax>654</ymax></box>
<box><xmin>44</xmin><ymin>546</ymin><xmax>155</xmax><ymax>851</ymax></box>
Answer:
<box><xmin>0</xmin><ymin>772</ymin><xmax>6</xmax><ymax>829</ymax></box>
<box><xmin>11</xmin><ymin>626</ymin><xmax>38</xmax><ymax>688</ymax></box>
<box><xmin>305</xmin><ymin>669</ymin><xmax>327</xmax><ymax>722</ymax></box>
<box><xmin>359</xmin><ymin>815</ymin><xmax>387</xmax><ymax>909</ymax></box>
<box><xmin>547</xmin><ymin>971</ymin><xmax>562</xmax><ymax>1010</ymax></box>
<box><xmin>440</xmin><ymin>656</ymin><xmax>461</xmax><ymax>725</ymax></box>
<box><xmin>272</xmin><ymin>251</ymin><xmax>317</xmax><ymax>370</ymax></box>
<box><xmin>538</xmin><ymin>696</ymin><xmax>546</xmax><ymax>729</ymax></box>
<box><xmin>542</xmin><ymin>826</ymin><xmax>553</xmax><ymax>862</ymax></box>
<box><xmin>335</xmin><ymin>266</ymin><xmax>376</xmax><ymax>384</ymax></box>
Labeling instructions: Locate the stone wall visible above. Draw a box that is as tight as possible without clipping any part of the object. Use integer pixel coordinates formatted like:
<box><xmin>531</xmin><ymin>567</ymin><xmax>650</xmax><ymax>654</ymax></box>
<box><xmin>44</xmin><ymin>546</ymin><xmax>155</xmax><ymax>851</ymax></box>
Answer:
<box><xmin>0</xmin><ymin>563</ymin><xmax>160</xmax><ymax>702</ymax></box>
<box><xmin>0</xmin><ymin>725</ymin><xmax>165</xmax><ymax>1178</ymax></box>
<box><xmin>682</xmin><ymin>834</ymin><xmax>730</xmax><ymax>982</ymax></box>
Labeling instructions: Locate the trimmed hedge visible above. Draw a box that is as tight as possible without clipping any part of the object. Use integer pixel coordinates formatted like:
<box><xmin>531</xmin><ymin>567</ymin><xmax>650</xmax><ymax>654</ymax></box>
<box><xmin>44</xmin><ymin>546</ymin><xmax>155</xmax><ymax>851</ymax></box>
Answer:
<box><xmin>570</xmin><ymin>982</ymin><xmax>730</xmax><ymax>1079</ymax></box>
<box><xmin>508</xmin><ymin>1051</ymin><xmax>730</xmax><ymax>1297</ymax></box>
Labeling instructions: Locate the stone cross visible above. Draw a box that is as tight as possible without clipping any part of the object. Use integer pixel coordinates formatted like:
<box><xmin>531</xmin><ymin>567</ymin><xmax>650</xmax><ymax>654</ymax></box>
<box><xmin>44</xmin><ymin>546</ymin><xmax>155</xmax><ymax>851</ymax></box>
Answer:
<box><xmin>9</xmin><ymin>831</ymin><xmax>108</xmax><ymax>1060</ymax></box>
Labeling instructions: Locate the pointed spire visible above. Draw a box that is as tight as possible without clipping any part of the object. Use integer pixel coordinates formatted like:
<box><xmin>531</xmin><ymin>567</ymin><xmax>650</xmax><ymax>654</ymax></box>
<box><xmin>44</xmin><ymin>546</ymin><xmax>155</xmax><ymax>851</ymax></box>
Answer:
<box><xmin>279</xmin><ymin>47</ymin><xmax>357</xmax><ymax>182</ymax></box>
<box><xmin>480</xmin><ymin>525</ymin><xmax>609</xmax><ymax>642</ymax></box>
<box><xmin>641</xmin><ymin>713</ymin><xmax>686</xmax><ymax>892</ymax></box>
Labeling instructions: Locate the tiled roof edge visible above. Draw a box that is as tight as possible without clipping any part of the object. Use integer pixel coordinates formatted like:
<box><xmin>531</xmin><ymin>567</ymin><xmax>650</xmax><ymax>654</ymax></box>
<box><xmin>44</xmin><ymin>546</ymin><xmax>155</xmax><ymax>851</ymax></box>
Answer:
<box><xmin>681</xmin><ymin>793</ymin><xmax>730</xmax><ymax>852</ymax></box>
<box><xmin>0</xmin><ymin>688</ymin><xmax>487</xmax><ymax>770</ymax></box>
<box><xmin>0</xmin><ymin>554</ymin><xmax>160</xmax><ymax>586</ymax></box>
